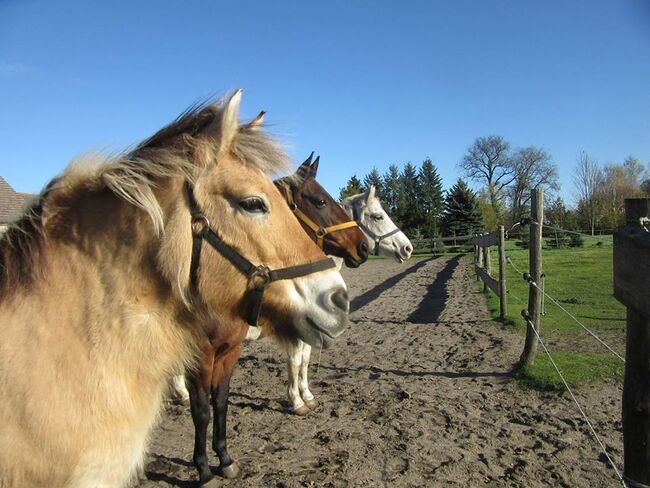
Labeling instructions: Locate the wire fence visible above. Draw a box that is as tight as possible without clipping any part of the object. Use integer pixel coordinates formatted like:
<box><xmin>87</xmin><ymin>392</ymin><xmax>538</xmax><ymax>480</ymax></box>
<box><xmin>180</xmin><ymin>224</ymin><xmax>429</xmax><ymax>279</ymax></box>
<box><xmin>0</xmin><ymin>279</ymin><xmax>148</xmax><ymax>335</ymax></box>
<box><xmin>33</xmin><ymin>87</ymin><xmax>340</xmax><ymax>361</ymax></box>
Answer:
<box><xmin>523</xmin><ymin>313</ymin><xmax>626</xmax><ymax>487</ymax></box>
<box><xmin>505</xmin><ymin>257</ymin><xmax>625</xmax><ymax>363</ymax></box>
<box><xmin>500</xmin><ymin>219</ymin><xmax>628</xmax><ymax>486</ymax></box>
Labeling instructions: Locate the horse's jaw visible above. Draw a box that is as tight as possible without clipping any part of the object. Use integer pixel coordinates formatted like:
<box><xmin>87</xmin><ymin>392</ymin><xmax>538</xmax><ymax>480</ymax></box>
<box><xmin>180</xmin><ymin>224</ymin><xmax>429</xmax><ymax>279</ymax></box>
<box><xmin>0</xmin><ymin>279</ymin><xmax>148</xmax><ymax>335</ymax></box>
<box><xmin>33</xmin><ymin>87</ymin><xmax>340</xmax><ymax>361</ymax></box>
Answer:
<box><xmin>288</xmin><ymin>271</ymin><xmax>349</xmax><ymax>349</ymax></box>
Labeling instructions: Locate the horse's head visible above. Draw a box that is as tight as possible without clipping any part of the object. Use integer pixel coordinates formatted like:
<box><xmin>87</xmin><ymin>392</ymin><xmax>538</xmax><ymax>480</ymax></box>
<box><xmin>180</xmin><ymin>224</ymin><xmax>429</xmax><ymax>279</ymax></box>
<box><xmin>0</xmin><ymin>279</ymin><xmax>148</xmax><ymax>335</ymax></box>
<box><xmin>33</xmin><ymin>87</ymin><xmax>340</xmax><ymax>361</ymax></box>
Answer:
<box><xmin>149</xmin><ymin>91</ymin><xmax>348</xmax><ymax>348</ymax></box>
<box><xmin>276</xmin><ymin>154</ymin><xmax>368</xmax><ymax>268</ymax></box>
<box><xmin>342</xmin><ymin>186</ymin><xmax>413</xmax><ymax>262</ymax></box>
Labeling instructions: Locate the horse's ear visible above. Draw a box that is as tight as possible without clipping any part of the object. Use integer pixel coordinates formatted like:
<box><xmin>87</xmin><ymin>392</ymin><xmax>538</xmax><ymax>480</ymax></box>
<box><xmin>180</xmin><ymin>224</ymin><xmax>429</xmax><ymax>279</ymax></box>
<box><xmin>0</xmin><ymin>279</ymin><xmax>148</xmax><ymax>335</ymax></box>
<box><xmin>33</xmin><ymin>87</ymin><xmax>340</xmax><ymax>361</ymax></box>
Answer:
<box><xmin>295</xmin><ymin>152</ymin><xmax>314</xmax><ymax>181</ymax></box>
<box><xmin>203</xmin><ymin>89</ymin><xmax>242</xmax><ymax>153</ymax></box>
<box><xmin>366</xmin><ymin>185</ymin><xmax>376</xmax><ymax>202</ymax></box>
<box><xmin>310</xmin><ymin>155</ymin><xmax>320</xmax><ymax>177</ymax></box>
<box><xmin>246</xmin><ymin>111</ymin><xmax>265</xmax><ymax>131</ymax></box>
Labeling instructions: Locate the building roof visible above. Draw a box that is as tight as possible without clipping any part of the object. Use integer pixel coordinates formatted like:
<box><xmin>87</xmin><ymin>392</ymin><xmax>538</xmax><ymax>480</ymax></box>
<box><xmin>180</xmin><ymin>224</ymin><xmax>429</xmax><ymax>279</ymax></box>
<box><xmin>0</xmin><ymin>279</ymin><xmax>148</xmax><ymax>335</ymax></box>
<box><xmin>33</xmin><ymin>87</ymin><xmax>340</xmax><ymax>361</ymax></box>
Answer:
<box><xmin>0</xmin><ymin>177</ymin><xmax>36</xmax><ymax>224</ymax></box>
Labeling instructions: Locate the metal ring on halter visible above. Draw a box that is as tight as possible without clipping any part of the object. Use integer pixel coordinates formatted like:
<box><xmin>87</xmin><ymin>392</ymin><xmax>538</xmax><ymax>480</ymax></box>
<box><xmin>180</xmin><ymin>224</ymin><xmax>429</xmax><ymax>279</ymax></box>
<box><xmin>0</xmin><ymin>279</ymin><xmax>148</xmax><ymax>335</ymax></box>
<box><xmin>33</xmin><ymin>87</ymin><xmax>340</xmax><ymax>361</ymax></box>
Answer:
<box><xmin>248</xmin><ymin>265</ymin><xmax>272</xmax><ymax>288</ymax></box>
<box><xmin>289</xmin><ymin>203</ymin><xmax>298</xmax><ymax>211</ymax></box>
<box><xmin>316</xmin><ymin>229</ymin><xmax>326</xmax><ymax>238</ymax></box>
<box><xmin>191</xmin><ymin>214</ymin><xmax>210</xmax><ymax>236</ymax></box>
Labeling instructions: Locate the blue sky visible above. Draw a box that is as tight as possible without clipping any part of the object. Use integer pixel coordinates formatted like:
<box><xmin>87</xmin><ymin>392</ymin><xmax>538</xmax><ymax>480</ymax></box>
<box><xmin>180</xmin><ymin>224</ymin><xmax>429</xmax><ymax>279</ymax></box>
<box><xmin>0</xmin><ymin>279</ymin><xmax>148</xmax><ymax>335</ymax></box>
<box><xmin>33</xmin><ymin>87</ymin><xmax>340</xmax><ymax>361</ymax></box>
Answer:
<box><xmin>1</xmin><ymin>0</ymin><xmax>649</xmax><ymax>205</ymax></box>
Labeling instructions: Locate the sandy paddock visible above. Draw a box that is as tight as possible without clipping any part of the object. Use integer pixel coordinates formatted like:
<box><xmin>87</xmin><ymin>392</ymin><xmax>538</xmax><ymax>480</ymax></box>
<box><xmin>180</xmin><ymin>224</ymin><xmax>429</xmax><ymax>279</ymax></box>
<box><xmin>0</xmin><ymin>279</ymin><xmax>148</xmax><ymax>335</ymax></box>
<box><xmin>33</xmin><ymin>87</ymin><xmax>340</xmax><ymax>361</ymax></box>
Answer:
<box><xmin>138</xmin><ymin>255</ymin><xmax>623</xmax><ymax>487</ymax></box>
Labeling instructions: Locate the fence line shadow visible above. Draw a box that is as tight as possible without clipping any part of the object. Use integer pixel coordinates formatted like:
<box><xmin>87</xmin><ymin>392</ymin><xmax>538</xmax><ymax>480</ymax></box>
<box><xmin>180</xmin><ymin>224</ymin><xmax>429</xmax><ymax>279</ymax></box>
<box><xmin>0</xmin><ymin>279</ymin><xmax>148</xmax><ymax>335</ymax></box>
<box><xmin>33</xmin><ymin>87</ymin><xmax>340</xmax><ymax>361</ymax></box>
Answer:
<box><xmin>316</xmin><ymin>363</ymin><xmax>512</xmax><ymax>380</ymax></box>
<box><xmin>407</xmin><ymin>255</ymin><xmax>462</xmax><ymax>324</ymax></box>
<box><xmin>350</xmin><ymin>257</ymin><xmax>436</xmax><ymax>313</ymax></box>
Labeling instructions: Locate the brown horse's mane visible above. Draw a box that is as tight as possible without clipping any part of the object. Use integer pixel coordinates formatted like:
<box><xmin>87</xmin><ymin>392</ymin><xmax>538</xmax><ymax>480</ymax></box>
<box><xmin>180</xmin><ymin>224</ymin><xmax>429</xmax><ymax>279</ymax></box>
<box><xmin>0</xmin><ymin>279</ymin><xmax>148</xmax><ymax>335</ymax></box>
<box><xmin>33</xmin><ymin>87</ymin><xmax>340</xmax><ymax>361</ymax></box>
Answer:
<box><xmin>0</xmin><ymin>94</ymin><xmax>289</xmax><ymax>296</ymax></box>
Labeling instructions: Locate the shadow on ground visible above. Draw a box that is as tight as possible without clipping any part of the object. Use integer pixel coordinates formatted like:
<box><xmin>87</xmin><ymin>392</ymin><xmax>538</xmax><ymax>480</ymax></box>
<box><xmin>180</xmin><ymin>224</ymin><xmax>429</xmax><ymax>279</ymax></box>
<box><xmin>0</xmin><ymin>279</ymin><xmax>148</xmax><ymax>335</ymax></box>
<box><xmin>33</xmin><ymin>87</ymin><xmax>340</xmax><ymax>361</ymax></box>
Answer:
<box><xmin>350</xmin><ymin>257</ymin><xmax>436</xmax><ymax>313</ymax></box>
<box><xmin>407</xmin><ymin>255</ymin><xmax>462</xmax><ymax>324</ymax></box>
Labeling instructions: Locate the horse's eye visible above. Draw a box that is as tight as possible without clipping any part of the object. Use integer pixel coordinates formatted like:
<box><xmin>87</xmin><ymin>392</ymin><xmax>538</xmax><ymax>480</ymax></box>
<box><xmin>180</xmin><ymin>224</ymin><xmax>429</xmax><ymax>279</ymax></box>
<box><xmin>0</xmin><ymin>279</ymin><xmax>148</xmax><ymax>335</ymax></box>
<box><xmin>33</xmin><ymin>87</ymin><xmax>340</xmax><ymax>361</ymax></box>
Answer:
<box><xmin>316</xmin><ymin>199</ymin><xmax>327</xmax><ymax>209</ymax></box>
<box><xmin>372</xmin><ymin>214</ymin><xmax>384</xmax><ymax>221</ymax></box>
<box><xmin>239</xmin><ymin>197</ymin><xmax>268</xmax><ymax>214</ymax></box>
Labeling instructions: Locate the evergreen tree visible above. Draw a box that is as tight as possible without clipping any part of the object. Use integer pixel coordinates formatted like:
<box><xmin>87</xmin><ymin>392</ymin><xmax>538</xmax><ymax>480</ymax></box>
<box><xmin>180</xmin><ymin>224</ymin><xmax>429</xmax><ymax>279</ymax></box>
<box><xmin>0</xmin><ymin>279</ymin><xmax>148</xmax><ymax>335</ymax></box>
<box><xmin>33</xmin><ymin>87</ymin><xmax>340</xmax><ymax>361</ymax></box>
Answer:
<box><xmin>441</xmin><ymin>179</ymin><xmax>484</xmax><ymax>237</ymax></box>
<box><xmin>339</xmin><ymin>175</ymin><xmax>363</xmax><ymax>200</ymax></box>
<box><xmin>418</xmin><ymin>158</ymin><xmax>444</xmax><ymax>238</ymax></box>
<box><xmin>382</xmin><ymin>164</ymin><xmax>402</xmax><ymax>219</ymax></box>
<box><xmin>362</xmin><ymin>168</ymin><xmax>385</xmax><ymax>201</ymax></box>
<box><xmin>397</xmin><ymin>162</ymin><xmax>423</xmax><ymax>234</ymax></box>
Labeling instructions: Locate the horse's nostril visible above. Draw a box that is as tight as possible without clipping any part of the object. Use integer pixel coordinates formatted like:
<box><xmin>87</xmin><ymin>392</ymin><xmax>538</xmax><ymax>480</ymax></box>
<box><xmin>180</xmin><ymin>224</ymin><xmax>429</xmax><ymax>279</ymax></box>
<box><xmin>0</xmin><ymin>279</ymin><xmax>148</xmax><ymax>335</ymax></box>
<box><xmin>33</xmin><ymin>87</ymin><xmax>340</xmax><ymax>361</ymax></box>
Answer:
<box><xmin>358</xmin><ymin>241</ymin><xmax>369</xmax><ymax>258</ymax></box>
<box><xmin>330</xmin><ymin>287</ymin><xmax>349</xmax><ymax>312</ymax></box>
<box><xmin>404</xmin><ymin>244</ymin><xmax>413</xmax><ymax>255</ymax></box>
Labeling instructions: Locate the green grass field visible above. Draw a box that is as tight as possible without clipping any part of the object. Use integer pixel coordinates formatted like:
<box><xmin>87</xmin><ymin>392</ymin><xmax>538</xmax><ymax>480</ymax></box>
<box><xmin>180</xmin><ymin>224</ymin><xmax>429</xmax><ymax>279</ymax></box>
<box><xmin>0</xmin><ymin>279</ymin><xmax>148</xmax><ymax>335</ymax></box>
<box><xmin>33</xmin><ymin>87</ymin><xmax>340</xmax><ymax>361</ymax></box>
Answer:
<box><xmin>481</xmin><ymin>234</ymin><xmax>626</xmax><ymax>390</ymax></box>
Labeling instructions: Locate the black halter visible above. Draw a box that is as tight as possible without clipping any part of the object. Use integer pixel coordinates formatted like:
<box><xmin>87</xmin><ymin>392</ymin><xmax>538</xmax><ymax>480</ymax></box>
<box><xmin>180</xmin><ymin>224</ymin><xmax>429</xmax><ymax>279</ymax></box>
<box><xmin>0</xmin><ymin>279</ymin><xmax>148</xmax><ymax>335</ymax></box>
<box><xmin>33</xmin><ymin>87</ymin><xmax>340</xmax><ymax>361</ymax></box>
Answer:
<box><xmin>186</xmin><ymin>183</ymin><xmax>336</xmax><ymax>326</ymax></box>
<box><xmin>353</xmin><ymin>205</ymin><xmax>401</xmax><ymax>256</ymax></box>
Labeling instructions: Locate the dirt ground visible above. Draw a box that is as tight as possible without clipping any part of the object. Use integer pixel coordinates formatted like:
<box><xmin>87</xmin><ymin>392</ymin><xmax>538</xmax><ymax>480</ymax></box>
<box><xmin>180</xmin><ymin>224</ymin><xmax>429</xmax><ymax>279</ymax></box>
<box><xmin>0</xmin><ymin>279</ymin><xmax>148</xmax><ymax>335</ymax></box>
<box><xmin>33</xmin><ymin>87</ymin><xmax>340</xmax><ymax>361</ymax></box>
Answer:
<box><xmin>138</xmin><ymin>255</ymin><xmax>624</xmax><ymax>487</ymax></box>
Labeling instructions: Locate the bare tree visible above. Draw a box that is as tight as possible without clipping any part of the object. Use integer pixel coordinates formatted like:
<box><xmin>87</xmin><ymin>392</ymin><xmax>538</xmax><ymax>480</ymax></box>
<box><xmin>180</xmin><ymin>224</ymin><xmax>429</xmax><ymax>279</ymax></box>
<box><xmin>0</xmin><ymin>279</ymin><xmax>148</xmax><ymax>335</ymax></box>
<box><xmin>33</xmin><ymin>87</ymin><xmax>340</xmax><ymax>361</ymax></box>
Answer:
<box><xmin>573</xmin><ymin>151</ymin><xmax>604</xmax><ymax>235</ymax></box>
<box><xmin>623</xmin><ymin>155</ymin><xmax>647</xmax><ymax>187</ymax></box>
<box><xmin>508</xmin><ymin>146</ymin><xmax>559</xmax><ymax>224</ymax></box>
<box><xmin>600</xmin><ymin>156</ymin><xmax>648</xmax><ymax>228</ymax></box>
<box><xmin>459</xmin><ymin>135</ymin><xmax>513</xmax><ymax>221</ymax></box>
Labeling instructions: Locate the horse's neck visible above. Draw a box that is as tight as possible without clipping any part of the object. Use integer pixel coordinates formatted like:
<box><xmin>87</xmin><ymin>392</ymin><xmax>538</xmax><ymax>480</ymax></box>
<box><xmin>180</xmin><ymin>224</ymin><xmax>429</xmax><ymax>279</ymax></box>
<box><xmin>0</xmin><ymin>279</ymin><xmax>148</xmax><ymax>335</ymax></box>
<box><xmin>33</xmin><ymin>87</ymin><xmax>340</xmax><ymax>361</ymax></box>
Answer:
<box><xmin>6</xmin><ymin>185</ymin><xmax>191</xmax><ymax>378</ymax></box>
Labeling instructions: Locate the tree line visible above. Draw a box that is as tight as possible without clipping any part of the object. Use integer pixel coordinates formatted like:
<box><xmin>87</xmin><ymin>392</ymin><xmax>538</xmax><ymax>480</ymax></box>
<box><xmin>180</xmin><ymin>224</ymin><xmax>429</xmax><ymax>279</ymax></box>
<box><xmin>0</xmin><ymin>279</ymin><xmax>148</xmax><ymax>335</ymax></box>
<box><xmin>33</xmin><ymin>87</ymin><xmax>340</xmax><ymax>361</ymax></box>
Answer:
<box><xmin>339</xmin><ymin>135</ymin><xmax>649</xmax><ymax>240</ymax></box>
<box><xmin>339</xmin><ymin>159</ymin><xmax>483</xmax><ymax>239</ymax></box>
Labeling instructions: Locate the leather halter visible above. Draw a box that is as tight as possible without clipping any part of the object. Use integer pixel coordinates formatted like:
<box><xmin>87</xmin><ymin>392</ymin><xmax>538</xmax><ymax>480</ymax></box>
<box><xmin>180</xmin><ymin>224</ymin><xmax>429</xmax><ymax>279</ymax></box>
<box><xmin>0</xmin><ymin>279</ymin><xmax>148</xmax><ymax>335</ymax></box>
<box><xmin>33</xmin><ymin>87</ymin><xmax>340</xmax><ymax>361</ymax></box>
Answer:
<box><xmin>186</xmin><ymin>183</ymin><xmax>336</xmax><ymax>326</ymax></box>
<box><xmin>352</xmin><ymin>205</ymin><xmax>401</xmax><ymax>256</ymax></box>
<box><xmin>281</xmin><ymin>184</ymin><xmax>359</xmax><ymax>249</ymax></box>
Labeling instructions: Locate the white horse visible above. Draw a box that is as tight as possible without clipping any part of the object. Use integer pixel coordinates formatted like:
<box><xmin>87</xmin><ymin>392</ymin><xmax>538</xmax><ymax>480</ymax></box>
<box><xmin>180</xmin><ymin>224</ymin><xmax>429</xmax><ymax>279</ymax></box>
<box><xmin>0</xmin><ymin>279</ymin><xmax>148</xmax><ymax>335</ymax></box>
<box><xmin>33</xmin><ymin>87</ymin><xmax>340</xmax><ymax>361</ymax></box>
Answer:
<box><xmin>280</xmin><ymin>185</ymin><xmax>412</xmax><ymax>414</ymax></box>
<box><xmin>172</xmin><ymin>185</ymin><xmax>412</xmax><ymax>413</ymax></box>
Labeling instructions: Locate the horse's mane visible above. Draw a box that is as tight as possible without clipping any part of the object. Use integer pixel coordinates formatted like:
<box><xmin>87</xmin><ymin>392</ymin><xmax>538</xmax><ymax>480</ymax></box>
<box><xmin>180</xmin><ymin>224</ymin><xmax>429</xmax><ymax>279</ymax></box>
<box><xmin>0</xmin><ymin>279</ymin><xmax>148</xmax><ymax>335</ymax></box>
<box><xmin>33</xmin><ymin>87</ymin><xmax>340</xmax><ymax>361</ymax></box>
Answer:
<box><xmin>0</xmin><ymin>94</ymin><xmax>289</xmax><ymax>296</ymax></box>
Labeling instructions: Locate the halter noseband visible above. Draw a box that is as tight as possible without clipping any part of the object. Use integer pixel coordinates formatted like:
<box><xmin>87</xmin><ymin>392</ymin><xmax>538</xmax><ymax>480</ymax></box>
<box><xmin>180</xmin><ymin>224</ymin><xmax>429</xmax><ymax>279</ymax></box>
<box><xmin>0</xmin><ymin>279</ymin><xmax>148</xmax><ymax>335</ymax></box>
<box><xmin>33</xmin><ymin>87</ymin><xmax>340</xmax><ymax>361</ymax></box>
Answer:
<box><xmin>186</xmin><ymin>183</ymin><xmax>336</xmax><ymax>326</ymax></box>
<box><xmin>352</xmin><ymin>205</ymin><xmax>401</xmax><ymax>256</ymax></box>
<box><xmin>281</xmin><ymin>184</ymin><xmax>359</xmax><ymax>249</ymax></box>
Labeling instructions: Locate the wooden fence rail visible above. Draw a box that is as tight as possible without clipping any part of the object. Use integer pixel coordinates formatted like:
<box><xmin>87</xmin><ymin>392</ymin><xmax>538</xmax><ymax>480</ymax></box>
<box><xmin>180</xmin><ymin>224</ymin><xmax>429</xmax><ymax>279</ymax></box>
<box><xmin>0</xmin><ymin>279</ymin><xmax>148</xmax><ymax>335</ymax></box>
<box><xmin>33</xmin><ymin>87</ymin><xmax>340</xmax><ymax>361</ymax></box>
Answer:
<box><xmin>471</xmin><ymin>226</ymin><xmax>507</xmax><ymax>319</ymax></box>
<box><xmin>410</xmin><ymin>235</ymin><xmax>476</xmax><ymax>254</ymax></box>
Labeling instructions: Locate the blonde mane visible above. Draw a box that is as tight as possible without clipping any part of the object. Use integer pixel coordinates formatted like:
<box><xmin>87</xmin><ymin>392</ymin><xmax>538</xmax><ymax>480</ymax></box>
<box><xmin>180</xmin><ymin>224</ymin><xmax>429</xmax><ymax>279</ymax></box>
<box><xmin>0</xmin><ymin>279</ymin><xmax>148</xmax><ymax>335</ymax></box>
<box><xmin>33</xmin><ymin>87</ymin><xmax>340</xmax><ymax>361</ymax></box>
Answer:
<box><xmin>0</xmin><ymin>93</ymin><xmax>289</xmax><ymax>296</ymax></box>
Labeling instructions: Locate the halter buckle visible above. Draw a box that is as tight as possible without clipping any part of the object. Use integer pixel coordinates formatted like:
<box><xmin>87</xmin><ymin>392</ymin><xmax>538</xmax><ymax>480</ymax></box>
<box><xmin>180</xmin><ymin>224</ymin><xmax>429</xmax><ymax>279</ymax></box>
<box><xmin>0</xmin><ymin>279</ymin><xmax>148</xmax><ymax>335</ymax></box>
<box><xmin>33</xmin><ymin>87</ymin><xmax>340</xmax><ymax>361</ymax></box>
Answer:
<box><xmin>191</xmin><ymin>214</ymin><xmax>210</xmax><ymax>237</ymax></box>
<box><xmin>289</xmin><ymin>203</ymin><xmax>298</xmax><ymax>212</ymax></box>
<box><xmin>248</xmin><ymin>265</ymin><xmax>272</xmax><ymax>288</ymax></box>
<box><xmin>316</xmin><ymin>228</ymin><xmax>326</xmax><ymax>238</ymax></box>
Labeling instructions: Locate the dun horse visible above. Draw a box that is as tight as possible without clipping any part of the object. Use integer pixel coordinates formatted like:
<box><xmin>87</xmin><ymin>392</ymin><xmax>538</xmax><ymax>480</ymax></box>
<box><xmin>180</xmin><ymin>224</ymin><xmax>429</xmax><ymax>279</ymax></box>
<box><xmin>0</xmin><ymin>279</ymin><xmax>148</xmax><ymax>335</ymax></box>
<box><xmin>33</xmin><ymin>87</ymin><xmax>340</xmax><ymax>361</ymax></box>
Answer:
<box><xmin>0</xmin><ymin>90</ymin><xmax>349</xmax><ymax>488</ymax></box>
<box><xmin>178</xmin><ymin>152</ymin><xmax>368</xmax><ymax>484</ymax></box>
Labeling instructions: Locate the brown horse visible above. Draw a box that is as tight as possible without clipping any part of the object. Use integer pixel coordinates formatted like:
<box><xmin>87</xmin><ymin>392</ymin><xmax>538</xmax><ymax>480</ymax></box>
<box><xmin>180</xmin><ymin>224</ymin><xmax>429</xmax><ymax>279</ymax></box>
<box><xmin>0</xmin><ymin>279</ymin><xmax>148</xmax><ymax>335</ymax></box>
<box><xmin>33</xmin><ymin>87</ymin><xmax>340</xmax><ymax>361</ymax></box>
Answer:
<box><xmin>183</xmin><ymin>149</ymin><xmax>368</xmax><ymax>485</ymax></box>
<box><xmin>0</xmin><ymin>90</ymin><xmax>349</xmax><ymax>488</ymax></box>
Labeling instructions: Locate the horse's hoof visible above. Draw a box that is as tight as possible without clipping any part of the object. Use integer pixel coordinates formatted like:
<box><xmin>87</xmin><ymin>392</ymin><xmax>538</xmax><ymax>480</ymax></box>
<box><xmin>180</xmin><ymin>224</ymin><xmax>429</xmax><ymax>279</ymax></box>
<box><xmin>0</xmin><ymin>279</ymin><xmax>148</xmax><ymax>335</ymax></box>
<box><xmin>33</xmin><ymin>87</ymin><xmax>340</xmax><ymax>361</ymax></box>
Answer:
<box><xmin>221</xmin><ymin>462</ymin><xmax>241</xmax><ymax>479</ymax></box>
<box><xmin>304</xmin><ymin>398</ymin><xmax>319</xmax><ymax>410</ymax></box>
<box><xmin>293</xmin><ymin>404</ymin><xmax>310</xmax><ymax>416</ymax></box>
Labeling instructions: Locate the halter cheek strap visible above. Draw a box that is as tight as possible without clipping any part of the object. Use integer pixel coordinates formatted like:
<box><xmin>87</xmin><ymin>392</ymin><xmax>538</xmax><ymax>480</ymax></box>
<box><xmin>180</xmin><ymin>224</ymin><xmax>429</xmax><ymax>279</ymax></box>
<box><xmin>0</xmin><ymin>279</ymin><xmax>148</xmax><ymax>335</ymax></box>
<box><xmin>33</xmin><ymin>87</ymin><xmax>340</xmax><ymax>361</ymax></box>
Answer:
<box><xmin>186</xmin><ymin>183</ymin><xmax>335</xmax><ymax>326</ymax></box>
<box><xmin>353</xmin><ymin>206</ymin><xmax>401</xmax><ymax>256</ymax></box>
<box><xmin>282</xmin><ymin>185</ymin><xmax>358</xmax><ymax>249</ymax></box>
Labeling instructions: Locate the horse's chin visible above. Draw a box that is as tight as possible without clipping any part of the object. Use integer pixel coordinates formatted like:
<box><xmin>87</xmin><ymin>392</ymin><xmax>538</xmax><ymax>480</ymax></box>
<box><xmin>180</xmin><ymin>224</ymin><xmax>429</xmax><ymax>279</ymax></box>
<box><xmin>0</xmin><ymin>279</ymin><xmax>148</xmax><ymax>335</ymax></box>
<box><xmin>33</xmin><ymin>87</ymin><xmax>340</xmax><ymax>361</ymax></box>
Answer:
<box><xmin>344</xmin><ymin>254</ymin><xmax>362</xmax><ymax>268</ymax></box>
<box><xmin>394</xmin><ymin>252</ymin><xmax>405</xmax><ymax>263</ymax></box>
<box><xmin>293</xmin><ymin>317</ymin><xmax>341</xmax><ymax>350</ymax></box>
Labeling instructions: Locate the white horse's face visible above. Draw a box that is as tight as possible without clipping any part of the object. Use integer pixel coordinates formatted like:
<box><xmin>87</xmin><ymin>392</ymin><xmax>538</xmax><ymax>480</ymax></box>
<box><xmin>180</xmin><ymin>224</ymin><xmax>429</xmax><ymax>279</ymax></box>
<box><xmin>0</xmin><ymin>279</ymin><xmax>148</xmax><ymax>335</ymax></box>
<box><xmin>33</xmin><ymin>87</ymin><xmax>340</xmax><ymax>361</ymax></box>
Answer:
<box><xmin>344</xmin><ymin>186</ymin><xmax>413</xmax><ymax>263</ymax></box>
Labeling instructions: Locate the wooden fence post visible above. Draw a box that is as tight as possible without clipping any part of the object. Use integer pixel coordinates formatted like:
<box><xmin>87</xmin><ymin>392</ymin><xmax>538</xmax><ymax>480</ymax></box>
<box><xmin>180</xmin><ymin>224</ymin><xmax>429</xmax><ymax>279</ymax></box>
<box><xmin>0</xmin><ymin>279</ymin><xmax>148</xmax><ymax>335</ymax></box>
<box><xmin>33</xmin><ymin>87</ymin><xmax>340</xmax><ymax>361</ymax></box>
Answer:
<box><xmin>614</xmin><ymin>198</ymin><xmax>650</xmax><ymax>486</ymax></box>
<box><xmin>474</xmin><ymin>244</ymin><xmax>483</xmax><ymax>281</ymax></box>
<box><xmin>484</xmin><ymin>243</ymin><xmax>491</xmax><ymax>293</ymax></box>
<box><xmin>519</xmin><ymin>188</ymin><xmax>544</xmax><ymax>368</ymax></box>
<box><xmin>498</xmin><ymin>225</ymin><xmax>507</xmax><ymax>319</ymax></box>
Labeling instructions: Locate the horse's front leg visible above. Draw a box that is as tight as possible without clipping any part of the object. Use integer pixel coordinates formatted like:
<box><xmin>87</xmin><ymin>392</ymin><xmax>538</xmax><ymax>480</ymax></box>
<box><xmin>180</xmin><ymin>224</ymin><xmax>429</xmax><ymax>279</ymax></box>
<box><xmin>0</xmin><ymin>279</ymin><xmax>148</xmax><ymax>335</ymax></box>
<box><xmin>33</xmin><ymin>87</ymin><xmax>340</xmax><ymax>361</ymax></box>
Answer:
<box><xmin>286</xmin><ymin>341</ymin><xmax>310</xmax><ymax>415</ymax></box>
<box><xmin>187</xmin><ymin>346</ymin><xmax>215</xmax><ymax>485</ymax></box>
<box><xmin>299</xmin><ymin>342</ymin><xmax>318</xmax><ymax>409</ymax></box>
<box><xmin>211</xmin><ymin>345</ymin><xmax>241</xmax><ymax>479</ymax></box>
